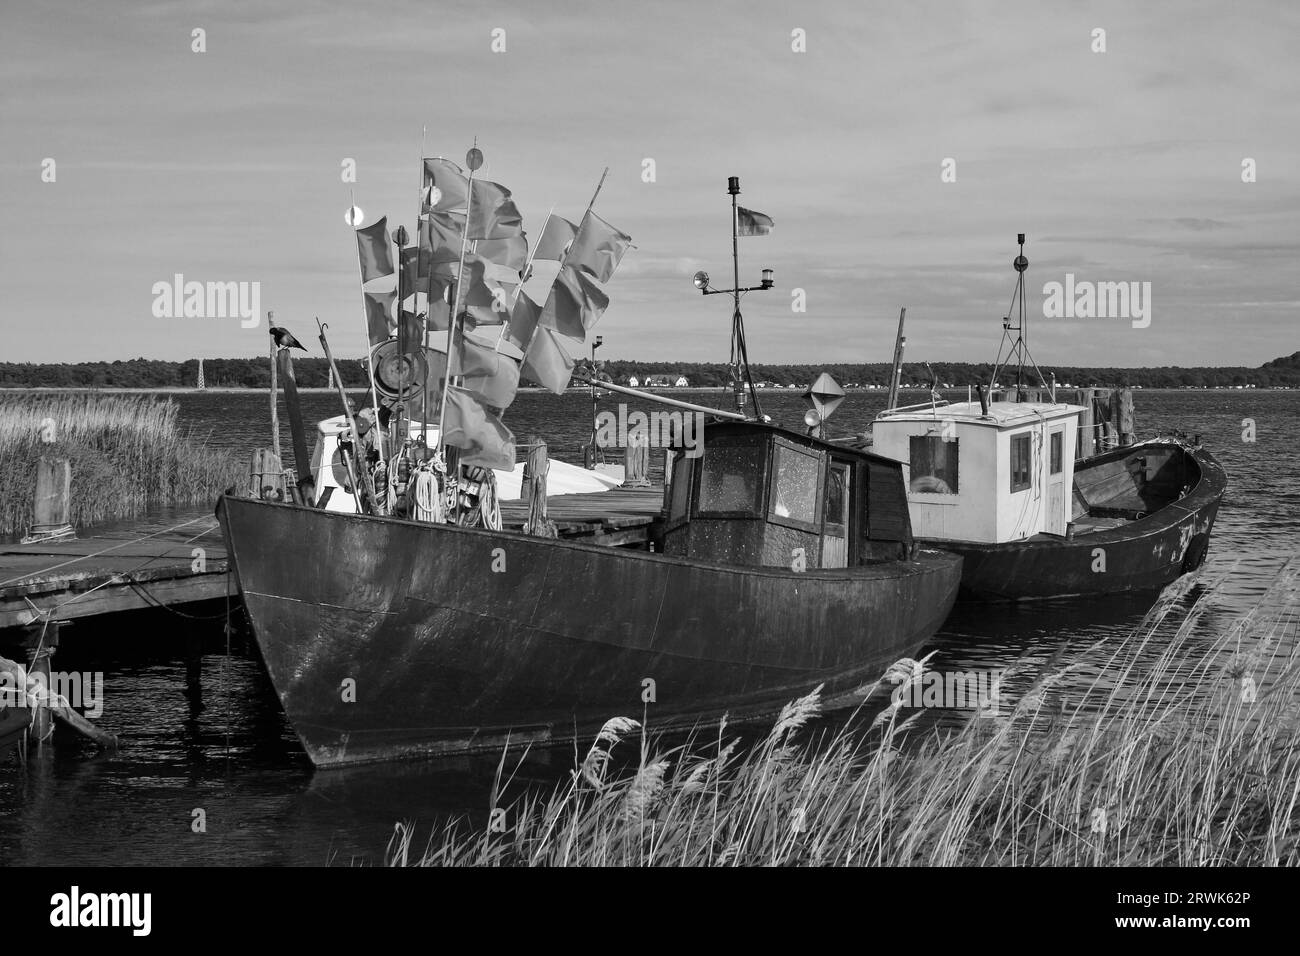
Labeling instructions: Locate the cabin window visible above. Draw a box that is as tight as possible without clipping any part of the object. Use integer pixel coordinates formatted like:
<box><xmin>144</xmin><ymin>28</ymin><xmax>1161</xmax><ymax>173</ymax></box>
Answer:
<box><xmin>1010</xmin><ymin>434</ymin><xmax>1032</xmax><ymax>492</ymax></box>
<box><xmin>1050</xmin><ymin>431</ymin><xmax>1063</xmax><ymax>474</ymax></box>
<box><xmin>770</xmin><ymin>443</ymin><xmax>821</xmax><ymax>525</ymax></box>
<box><xmin>824</xmin><ymin>464</ymin><xmax>847</xmax><ymax>527</ymax></box>
<box><xmin>697</xmin><ymin>444</ymin><xmax>763</xmax><ymax>515</ymax></box>
<box><xmin>909</xmin><ymin>435</ymin><xmax>958</xmax><ymax>494</ymax></box>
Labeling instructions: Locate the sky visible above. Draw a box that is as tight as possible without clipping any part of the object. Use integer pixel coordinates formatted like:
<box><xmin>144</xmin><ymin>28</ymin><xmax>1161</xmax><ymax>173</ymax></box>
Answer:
<box><xmin>2</xmin><ymin>0</ymin><xmax>1297</xmax><ymax>368</ymax></box>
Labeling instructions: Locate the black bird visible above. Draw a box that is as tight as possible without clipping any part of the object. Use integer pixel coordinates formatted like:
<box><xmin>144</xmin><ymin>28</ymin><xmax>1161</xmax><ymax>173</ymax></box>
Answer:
<box><xmin>269</xmin><ymin>326</ymin><xmax>307</xmax><ymax>351</ymax></box>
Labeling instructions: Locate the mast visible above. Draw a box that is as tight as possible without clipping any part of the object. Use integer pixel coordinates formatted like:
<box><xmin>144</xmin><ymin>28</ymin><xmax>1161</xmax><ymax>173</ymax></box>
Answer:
<box><xmin>988</xmin><ymin>233</ymin><xmax>1050</xmax><ymax>401</ymax></box>
<box><xmin>886</xmin><ymin>307</ymin><xmax>906</xmax><ymax>410</ymax></box>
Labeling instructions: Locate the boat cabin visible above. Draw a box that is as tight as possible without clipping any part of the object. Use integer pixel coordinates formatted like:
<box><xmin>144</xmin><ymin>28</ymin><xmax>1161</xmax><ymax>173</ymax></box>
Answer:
<box><xmin>871</xmin><ymin>400</ymin><xmax>1086</xmax><ymax>544</ymax></box>
<box><xmin>661</xmin><ymin>422</ymin><xmax>914</xmax><ymax>569</ymax></box>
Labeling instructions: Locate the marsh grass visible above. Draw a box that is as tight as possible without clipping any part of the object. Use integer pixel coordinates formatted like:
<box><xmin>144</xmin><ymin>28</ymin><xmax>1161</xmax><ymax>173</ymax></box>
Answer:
<box><xmin>0</xmin><ymin>394</ymin><xmax>242</xmax><ymax>536</ymax></box>
<box><xmin>390</xmin><ymin>559</ymin><xmax>1300</xmax><ymax>866</ymax></box>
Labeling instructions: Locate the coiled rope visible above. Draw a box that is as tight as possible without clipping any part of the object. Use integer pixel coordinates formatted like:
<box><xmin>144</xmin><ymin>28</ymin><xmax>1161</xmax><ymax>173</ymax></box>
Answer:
<box><xmin>411</xmin><ymin>466</ymin><xmax>445</xmax><ymax>524</ymax></box>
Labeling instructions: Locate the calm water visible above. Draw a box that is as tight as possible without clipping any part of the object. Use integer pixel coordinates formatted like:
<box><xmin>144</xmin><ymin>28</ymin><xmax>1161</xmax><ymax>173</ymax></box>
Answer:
<box><xmin>1</xmin><ymin>388</ymin><xmax>1296</xmax><ymax>865</ymax></box>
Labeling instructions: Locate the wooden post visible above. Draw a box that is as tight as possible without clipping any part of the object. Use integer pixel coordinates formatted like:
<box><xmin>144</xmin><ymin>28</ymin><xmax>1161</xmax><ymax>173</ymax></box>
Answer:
<box><xmin>523</xmin><ymin>440</ymin><xmax>557</xmax><ymax>537</ymax></box>
<box><xmin>1075</xmin><ymin>389</ymin><xmax>1096</xmax><ymax>459</ymax></box>
<box><xmin>277</xmin><ymin>349</ymin><xmax>316</xmax><ymax>504</ymax></box>
<box><xmin>25</xmin><ymin>456</ymin><xmax>74</xmax><ymax>542</ymax></box>
<box><xmin>269</xmin><ymin>319</ymin><xmax>281</xmax><ymax>463</ymax></box>
<box><xmin>623</xmin><ymin>433</ymin><xmax>650</xmax><ymax>487</ymax></box>
<box><xmin>1114</xmin><ymin>388</ymin><xmax>1135</xmax><ymax>446</ymax></box>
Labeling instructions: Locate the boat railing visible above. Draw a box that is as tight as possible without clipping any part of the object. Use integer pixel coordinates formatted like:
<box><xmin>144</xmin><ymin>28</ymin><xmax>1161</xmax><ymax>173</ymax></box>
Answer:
<box><xmin>877</xmin><ymin>399</ymin><xmax>952</xmax><ymax>417</ymax></box>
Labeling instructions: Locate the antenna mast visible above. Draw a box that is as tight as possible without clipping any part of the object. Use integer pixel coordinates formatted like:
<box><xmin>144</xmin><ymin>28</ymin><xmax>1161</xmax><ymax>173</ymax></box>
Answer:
<box><xmin>988</xmin><ymin>233</ymin><xmax>1050</xmax><ymax>401</ymax></box>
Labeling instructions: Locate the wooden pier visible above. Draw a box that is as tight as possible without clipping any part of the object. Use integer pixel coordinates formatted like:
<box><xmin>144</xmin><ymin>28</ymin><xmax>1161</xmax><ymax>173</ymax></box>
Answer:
<box><xmin>0</xmin><ymin>513</ymin><xmax>229</xmax><ymax>630</ymax></box>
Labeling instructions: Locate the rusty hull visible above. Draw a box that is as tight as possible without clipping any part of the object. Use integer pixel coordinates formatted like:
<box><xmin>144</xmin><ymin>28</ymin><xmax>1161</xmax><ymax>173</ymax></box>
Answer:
<box><xmin>218</xmin><ymin>496</ymin><xmax>962</xmax><ymax>767</ymax></box>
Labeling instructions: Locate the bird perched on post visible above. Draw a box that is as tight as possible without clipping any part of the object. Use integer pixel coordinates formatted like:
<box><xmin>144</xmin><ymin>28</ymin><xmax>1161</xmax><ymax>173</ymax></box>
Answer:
<box><xmin>270</xmin><ymin>327</ymin><xmax>307</xmax><ymax>351</ymax></box>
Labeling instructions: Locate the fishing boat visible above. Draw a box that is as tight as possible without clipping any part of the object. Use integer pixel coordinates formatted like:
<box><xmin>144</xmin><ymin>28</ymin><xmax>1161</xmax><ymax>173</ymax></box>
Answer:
<box><xmin>218</xmin><ymin>157</ymin><xmax>962</xmax><ymax>767</ymax></box>
<box><xmin>870</xmin><ymin>236</ymin><xmax>1226</xmax><ymax>600</ymax></box>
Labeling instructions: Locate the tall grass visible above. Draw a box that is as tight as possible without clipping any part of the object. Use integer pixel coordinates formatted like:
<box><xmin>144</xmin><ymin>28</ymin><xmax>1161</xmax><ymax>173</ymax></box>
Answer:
<box><xmin>0</xmin><ymin>394</ymin><xmax>242</xmax><ymax>537</ymax></box>
<box><xmin>390</xmin><ymin>560</ymin><xmax>1300</xmax><ymax>866</ymax></box>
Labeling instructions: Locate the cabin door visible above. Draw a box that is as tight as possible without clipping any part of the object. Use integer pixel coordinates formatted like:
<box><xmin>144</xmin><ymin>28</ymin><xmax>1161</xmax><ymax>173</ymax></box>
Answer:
<box><xmin>822</xmin><ymin>461</ymin><xmax>851</xmax><ymax>568</ymax></box>
<box><xmin>1046</xmin><ymin>425</ymin><xmax>1067</xmax><ymax>536</ymax></box>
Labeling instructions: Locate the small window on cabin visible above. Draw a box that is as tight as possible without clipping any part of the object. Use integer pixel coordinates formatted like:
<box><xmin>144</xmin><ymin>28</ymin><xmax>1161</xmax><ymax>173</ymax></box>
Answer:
<box><xmin>668</xmin><ymin>454</ymin><xmax>692</xmax><ymax>520</ymax></box>
<box><xmin>909</xmin><ymin>435</ymin><xmax>959</xmax><ymax>494</ymax></box>
<box><xmin>824</xmin><ymin>464</ymin><xmax>847</xmax><ymax>526</ymax></box>
<box><xmin>697</xmin><ymin>444</ymin><xmax>763</xmax><ymax>514</ymax></box>
<box><xmin>770</xmin><ymin>443</ymin><xmax>820</xmax><ymax>524</ymax></box>
<box><xmin>1010</xmin><ymin>434</ymin><xmax>1032</xmax><ymax>492</ymax></box>
<box><xmin>1050</xmin><ymin>432</ymin><xmax>1063</xmax><ymax>475</ymax></box>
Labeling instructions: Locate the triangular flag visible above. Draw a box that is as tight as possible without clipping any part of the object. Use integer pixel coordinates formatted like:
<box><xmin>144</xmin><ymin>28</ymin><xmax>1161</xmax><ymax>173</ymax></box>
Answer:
<box><xmin>506</xmin><ymin>289</ymin><xmax>543</xmax><ymax>352</ymax></box>
<box><xmin>363</xmin><ymin>291</ymin><xmax>395</xmax><ymax>347</ymax></box>
<box><xmin>442</xmin><ymin>385</ymin><xmax>516</xmax><ymax>470</ymax></box>
<box><xmin>533</xmin><ymin>214</ymin><xmax>579</xmax><ymax>261</ymax></box>
<box><xmin>522</xmin><ymin>325</ymin><xmax>576</xmax><ymax>395</ymax></box>
<box><xmin>566</xmin><ymin>209</ymin><xmax>631</xmax><ymax>283</ymax></box>
<box><xmin>736</xmin><ymin>207</ymin><xmax>774</xmax><ymax>236</ymax></box>
<box><xmin>355</xmin><ymin>216</ymin><xmax>395</xmax><ymax>282</ymax></box>
<box><xmin>540</xmin><ymin>265</ymin><xmax>609</xmax><ymax>342</ymax></box>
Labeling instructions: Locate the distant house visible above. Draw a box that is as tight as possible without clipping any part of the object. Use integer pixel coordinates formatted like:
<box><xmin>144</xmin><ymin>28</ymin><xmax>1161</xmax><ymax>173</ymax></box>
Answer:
<box><xmin>627</xmin><ymin>375</ymin><xmax>640</xmax><ymax>387</ymax></box>
<box><xmin>644</xmin><ymin>374</ymin><xmax>675</xmax><ymax>387</ymax></box>
<box><xmin>674</xmin><ymin>376</ymin><xmax>689</xmax><ymax>387</ymax></box>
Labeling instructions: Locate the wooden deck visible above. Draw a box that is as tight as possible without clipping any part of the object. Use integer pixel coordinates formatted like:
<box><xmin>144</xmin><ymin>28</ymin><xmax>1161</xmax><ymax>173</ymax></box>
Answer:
<box><xmin>0</xmin><ymin>513</ymin><xmax>229</xmax><ymax>630</ymax></box>
<box><xmin>498</xmin><ymin>485</ymin><xmax>666</xmax><ymax>546</ymax></box>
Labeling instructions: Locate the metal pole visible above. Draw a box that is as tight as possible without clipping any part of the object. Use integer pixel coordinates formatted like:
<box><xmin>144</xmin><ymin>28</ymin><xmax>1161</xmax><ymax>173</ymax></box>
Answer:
<box><xmin>887</xmin><ymin>307</ymin><xmax>906</xmax><ymax>410</ymax></box>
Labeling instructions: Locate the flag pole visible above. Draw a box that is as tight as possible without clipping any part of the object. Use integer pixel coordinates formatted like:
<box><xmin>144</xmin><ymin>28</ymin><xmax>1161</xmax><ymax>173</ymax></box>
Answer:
<box><xmin>350</xmin><ymin>189</ymin><xmax>385</xmax><ymax>462</ymax></box>
<box><xmin>437</xmin><ymin>145</ymin><xmax>478</xmax><ymax>461</ymax></box>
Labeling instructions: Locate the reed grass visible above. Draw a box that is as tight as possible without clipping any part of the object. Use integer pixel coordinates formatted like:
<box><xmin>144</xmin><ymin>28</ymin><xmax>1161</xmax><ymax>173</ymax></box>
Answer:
<box><xmin>0</xmin><ymin>393</ymin><xmax>242</xmax><ymax>536</ymax></box>
<box><xmin>389</xmin><ymin>559</ymin><xmax>1300</xmax><ymax>866</ymax></box>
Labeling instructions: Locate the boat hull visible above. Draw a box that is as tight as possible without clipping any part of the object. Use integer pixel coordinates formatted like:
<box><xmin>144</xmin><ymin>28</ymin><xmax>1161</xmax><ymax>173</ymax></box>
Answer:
<box><xmin>218</xmin><ymin>496</ymin><xmax>962</xmax><ymax>767</ymax></box>
<box><xmin>932</xmin><ymin>441</ymin><xmax>1226</xmax><ymax>601</ymax></box>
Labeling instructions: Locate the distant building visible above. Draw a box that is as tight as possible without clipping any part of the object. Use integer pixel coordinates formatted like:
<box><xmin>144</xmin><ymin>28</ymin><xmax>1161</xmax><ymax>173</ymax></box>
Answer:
<box><xmin>627</xmin><ymin>375</ymin><xmax>640</xmax><ymax>387</ymax></box>
<box><xmin>674</xmin><ymin>376</ymin><xmax>689</xmax><ymax>387</ymax></box>
<box><xmin>644</xmin><ymin>374</ymin><xmax>676</xmax><ymax>387</ymax></box>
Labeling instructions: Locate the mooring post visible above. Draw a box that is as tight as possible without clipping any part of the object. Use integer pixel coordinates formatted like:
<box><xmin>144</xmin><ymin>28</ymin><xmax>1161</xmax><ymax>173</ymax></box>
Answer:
<box><xmin>24</xmin><ymin>456</ymin><xmax>74</xmax><ymax>543</ymax></box>
<box><xmin>623</xmin><ymin>433</ymin><xmax>650</xmax><ymax>487</ymax></box>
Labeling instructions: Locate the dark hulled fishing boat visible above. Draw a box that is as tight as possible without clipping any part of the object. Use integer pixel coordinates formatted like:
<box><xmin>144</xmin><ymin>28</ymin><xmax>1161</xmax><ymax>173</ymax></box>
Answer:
<box><xmin>221</xmin><ymin>157</ymin><xmax>961</xmax><ymax>767</ymax></box>
<box><xmin>219</xmin><ymin>421</ymin><xmax>961</xmax><ymax>767</ymax></box>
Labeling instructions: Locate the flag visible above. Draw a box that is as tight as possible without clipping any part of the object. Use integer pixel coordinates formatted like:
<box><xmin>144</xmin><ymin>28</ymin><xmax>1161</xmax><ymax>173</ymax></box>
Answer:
<box><xmin>533</xmin><ymin>214</ymin><xmax>579</xmax><ymax>261</ymax></box>
<box><xmin>423</xmin><ymin>158</ymin><xmax>469</xmax><ymax>214</ymax></box>
<box><xmin>451</xmin><ymin>330</ymin><xmax>520</xmax><ymax>410</ymax></box>
<box><xmin>566</xmin><ymin>209</ymin><xmax>631</xmax><ymax>283</ymax></box>
<box><xmin>398</xmin><ymin>307</ymin><xmax>423</xmax><ymax>354</ymax></box>
<box><xmin>540</xmin><ymin>265</ymin><xmax>608</xmax><ymax>342</ymax></box>
<box><xmin>522</xmin><ymin>325</ymin><xmax>576</xmax><ymax>395</ymax></box>
<box><xmin>355</xmin><ymin>216</ymin><xmax>395</xmax><ymax>282</ymax></box>
<box><xmin>467</xmin><ymin>180</ymin><xmax>522</xmax><ymax>240</ymax></box>
<box><xmin>736</xmin><ymin>207</ymin><xmax>774</xmax><ymax>236</ymax></box>
<box><xmin>421</xmin><ymin>215</ymin><xmax>464</xmax><ymax>278</ymax></box>
<box><xmin>363</xmin><ymin>291</ymin><xmax>395</xmax><ymax>347</ymax></box>
<box><xmin>457</xmin><ymin>260</ymin><xmax>510</xmax><ymax>327</ymax></box>
<box><xmin>474</xmin><ymin>235</ymin><xmax>528</xmax><ymax>278</ymax></box>
<box><xmin>398</xmin><ymin>246</ymin><xmax>421</xmax><ymax>300</ymax></box>
<box><xmin>506</xmin><ymin>289</ymin><xmax>543</xmax><ymax>351</ymax></box>
<box><xmin>442</xmin><ymin>385</ymin><xmax>516</xmax><ymax>470</ymax></box>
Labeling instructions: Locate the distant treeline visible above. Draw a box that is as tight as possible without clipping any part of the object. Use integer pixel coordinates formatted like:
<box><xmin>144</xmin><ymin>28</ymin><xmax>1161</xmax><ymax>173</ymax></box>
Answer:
<box><xmin>1</xmin><ymin>351</ymin><xmax>1298</xmax><ymax>390</ymax></box>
